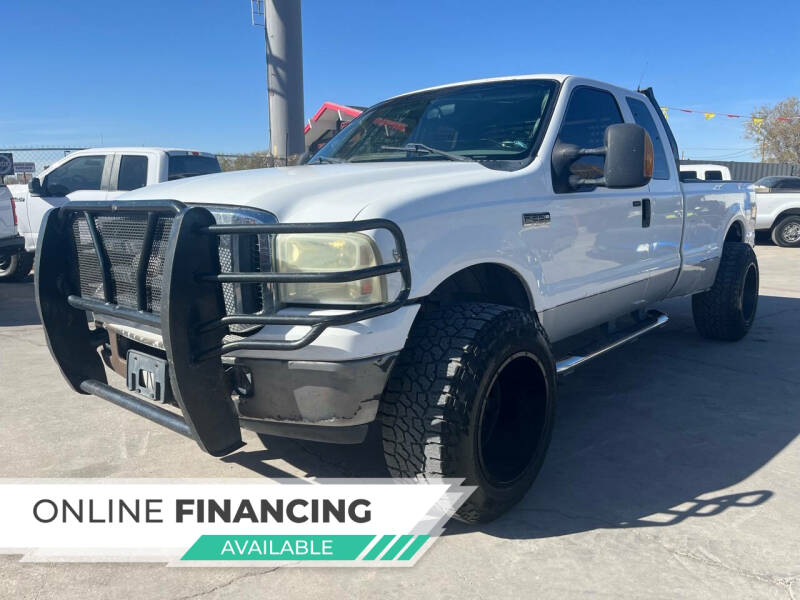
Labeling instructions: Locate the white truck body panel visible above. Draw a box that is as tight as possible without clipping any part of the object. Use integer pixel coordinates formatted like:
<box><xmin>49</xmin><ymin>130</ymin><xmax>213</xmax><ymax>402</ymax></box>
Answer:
<box><xmin>754</xmin><ymin>190</ymin><xmax>800</xmax><ymax>231</ymax></box>
<box><xmin>115</xmin><ymin>75</ymin><xmax>754</xmax><ymax>355</ymax></box>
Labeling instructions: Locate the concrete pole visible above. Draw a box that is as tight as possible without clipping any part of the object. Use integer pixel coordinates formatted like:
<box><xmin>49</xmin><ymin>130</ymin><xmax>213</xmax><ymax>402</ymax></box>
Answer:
<box><xmin>265</xmin><ymin>0</ymin><xmax>305</xmax><ymax>164</ymax></box>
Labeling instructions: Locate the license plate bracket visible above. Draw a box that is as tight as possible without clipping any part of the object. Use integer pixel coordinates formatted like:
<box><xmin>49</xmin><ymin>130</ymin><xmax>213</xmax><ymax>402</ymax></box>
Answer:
<box><xmin>126</xmin><ymin>350</ymin><xmax>171</xmax><ymax>403</ymax></box>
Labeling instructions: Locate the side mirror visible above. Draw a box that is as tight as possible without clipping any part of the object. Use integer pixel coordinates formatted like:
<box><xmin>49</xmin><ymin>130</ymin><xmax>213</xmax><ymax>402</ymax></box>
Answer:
<box><xmin>602</xmin><ymin>123</ymin><xmax>653</xmax><ymax>188</ymax></box>
<box><xmin>28</xmin><ymin>177</ymin><xmax>43</xmax><ymax>196</ymax></box>
<box><xmin>551</xmin><ymin>123</ymin><xmax>654</xmax><ymax>191</ymax></box>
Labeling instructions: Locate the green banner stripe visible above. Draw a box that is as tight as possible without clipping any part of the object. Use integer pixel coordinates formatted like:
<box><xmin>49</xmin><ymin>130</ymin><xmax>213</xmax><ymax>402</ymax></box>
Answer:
<box><xmin>362</xmin><ymin>534</ymin><xmax>395</xmax><ymax>561</ymax></box>
<box><xmin>380</xmin><ymin>534</ymin><xmax>413</xmax><ymax>561</ymax></box>
<box><xmin>398</xmin><ymin>534</ymin><xmax>430</xmax><ymax>560</ymax></box>
<box><xmin>181</xmin><ymin>535</ymin><xmax>375</xmax><ymax>561</ymax></box>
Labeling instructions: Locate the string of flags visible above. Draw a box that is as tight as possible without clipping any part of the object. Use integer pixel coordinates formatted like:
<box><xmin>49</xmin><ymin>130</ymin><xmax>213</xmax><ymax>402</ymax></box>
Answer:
<box><xmin>659</xmin><ymin>106</ymin><xmax>800</xmax><ymax>128</ymax></box>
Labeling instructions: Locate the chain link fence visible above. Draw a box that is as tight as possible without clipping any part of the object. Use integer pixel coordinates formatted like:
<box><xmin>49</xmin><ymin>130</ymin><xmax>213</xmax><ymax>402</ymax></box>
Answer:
<box><xmin>0</xmin><ymin>147</ymin><xmax>85</xmax><ymax>183</ymax></box>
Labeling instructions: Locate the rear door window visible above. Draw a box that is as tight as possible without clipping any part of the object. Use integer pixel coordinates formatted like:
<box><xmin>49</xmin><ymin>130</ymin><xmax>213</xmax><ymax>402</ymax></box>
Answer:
<box><xmin>117</xmin><ymin>155</ymin><xmax>149</xmax><ymax>191</ymax></box>
<box><xmin>704</xmin><ymin>170</ymin><xmax>723</xmax><ymax>181</ymax></box>
<box><xmin>626</xmin><ymin>97</ymin><xmax>670</xmax><ymax>180</ymax></box>
<box><xmin>555</xmin><ymin>87</ymin><xmax>623</xmax><ymax>191</ymax></box>
<box><xmin>168</xmin><ymin>155</ymin><xmax>221</xmax><ymax>180</ymax></box>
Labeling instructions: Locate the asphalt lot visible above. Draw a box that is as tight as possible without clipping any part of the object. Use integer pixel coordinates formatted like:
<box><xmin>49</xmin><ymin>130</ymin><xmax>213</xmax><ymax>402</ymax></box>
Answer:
<box><xmin>1</xmin><ymin>244</ymin><xmax>799</xmax><ymax>599</ymax></box>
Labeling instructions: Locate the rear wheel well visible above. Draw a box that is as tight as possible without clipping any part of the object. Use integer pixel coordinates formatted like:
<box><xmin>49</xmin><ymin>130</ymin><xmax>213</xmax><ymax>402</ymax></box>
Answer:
<box><xmin>773</xmin><ymin>209</ymin><xmax>800</xmax><ymax>229</ymax></box>
<box><xmin>423</xmin><ymin>263</ymin><xmax>532</xmax><ymax>312</ymax></box>
<box><xmin>725</xmin><ymin>221</ymin><xmax>743</xmax><ymax>243</ymax></box>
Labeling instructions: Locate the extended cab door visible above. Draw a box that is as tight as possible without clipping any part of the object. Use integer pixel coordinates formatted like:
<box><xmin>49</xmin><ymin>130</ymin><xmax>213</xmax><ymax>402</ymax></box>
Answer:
<box><xmin>535</xmin><ymin>85</ymin><xmax>651</xmax><ymax>341</ymax></box>
<box><xmin>27</xmin><ymin>154</ymin><xmax>111</xmax><ymax>244</ymax></box>
<box><xmin>107</xmin><ymin>152</ymin><xmax>154</xmax><ymax>198</ymax></box>
<box><xmin>623</xmin><ymin>97</ymin><xmax>683</xmax><ymax>301</ymax></box>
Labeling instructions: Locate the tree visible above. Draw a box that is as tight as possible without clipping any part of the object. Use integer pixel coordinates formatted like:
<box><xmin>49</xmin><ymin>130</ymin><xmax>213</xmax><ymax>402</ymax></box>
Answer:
<box><xmin>744</xmin><ymin>97</ymin><xmax>800</xmax><ymax>163</ymax></box>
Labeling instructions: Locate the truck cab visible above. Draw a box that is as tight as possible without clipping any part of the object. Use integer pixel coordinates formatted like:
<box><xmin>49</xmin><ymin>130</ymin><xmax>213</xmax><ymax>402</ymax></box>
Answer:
<box><xmin>18</xmin><ymin>148</ymin><xmax>220</xmax><ymax>254</ymax></box>
<box><xmin>679</xmin><ymin>163</ymin><xmax>732</xmax><ymax>182</ymax></box>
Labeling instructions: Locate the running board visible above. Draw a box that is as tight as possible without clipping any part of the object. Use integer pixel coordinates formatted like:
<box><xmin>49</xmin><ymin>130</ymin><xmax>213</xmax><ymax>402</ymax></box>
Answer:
<box><xmin>555</xmin><ymin>310</ymin><xmax>668</xmax><ymax>375</ymax></box>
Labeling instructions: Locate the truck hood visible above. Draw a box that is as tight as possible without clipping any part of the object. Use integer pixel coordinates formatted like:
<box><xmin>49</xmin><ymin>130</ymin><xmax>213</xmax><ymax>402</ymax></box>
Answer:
<box><xmin>119</xmin><ymin>161</ymin><xmax>502</xmax><ymax>222</ymax></box>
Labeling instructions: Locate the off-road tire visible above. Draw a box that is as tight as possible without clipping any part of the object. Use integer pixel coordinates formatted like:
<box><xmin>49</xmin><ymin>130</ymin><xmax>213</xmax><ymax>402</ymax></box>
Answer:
<box><xmin>380</xmin><ymin>302</ymin><xmax>557</xmax><ymax>523</ymax></box>
<box><xmin>771</xmin><ymin>215</ymin><xmax>800</xmax><ymax>248</ymax></box>
<box><xmin>692</xmin><ymin>242</ymin><xmax>759</xmax><ymax>341</ymax></box>
<box><xmin>0</xmin><ymin>250</ymin><xmax>34</xmax><ymax>282</ymax></box>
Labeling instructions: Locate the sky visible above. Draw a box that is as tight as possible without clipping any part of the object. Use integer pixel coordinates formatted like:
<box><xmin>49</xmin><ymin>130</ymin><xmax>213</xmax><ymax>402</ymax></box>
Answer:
<box><xmin>2</xmin><ymin>0</ymin><xmax>799</xmax><ymax>160</ymax></box>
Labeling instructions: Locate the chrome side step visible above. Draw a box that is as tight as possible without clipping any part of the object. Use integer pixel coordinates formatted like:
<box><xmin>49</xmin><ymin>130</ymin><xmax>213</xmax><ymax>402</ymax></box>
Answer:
<box><xmin>555</xmin><ymin>310</ymin><xmax>668</xmax><ymax>375</ymax></box>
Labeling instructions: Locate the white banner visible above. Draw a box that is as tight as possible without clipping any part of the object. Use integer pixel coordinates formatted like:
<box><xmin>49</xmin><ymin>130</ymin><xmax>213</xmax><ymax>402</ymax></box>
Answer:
<box><xmin>0</xmin><ymin>479</ymin><xmax>473</xmax><ymax>567</ymax></box>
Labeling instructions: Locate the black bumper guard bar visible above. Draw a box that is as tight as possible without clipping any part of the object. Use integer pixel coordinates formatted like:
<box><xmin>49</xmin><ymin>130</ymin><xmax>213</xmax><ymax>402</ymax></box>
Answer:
<box><xmin>34</xmin><ymin>200</ymin><xmax>411</xmax><ymax>457</ymax></box>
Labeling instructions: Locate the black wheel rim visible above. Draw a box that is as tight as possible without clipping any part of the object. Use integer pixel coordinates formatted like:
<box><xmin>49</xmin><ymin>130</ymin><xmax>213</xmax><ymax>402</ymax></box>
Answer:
<box><xmin>477</xmin><ymin>352</ymin><xmax>548</xmax><ymax>487</ymax></box>
<box><xmin>0</xmin><ymin>254</ymin><xmax>11</xmax><ymax>273</ymax></box>
<box><xmin>741</xmin><ymin>263</ymin><xmax>758</xmax><ymax>323</ymax></box>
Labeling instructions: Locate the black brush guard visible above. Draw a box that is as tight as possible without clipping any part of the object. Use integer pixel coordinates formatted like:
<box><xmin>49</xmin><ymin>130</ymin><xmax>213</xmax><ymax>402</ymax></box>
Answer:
<box><xmin>35</xmin><ymin>200</ymin><xmax>411</xmax><ymax>456</ymax></box>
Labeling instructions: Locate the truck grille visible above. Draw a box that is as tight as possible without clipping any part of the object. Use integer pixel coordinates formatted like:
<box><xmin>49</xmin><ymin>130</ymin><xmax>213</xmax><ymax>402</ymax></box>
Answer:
<box><xmin>70</xmin><ymin>213</ymin><xmax>270</xmax><ymax>325</ymax></box>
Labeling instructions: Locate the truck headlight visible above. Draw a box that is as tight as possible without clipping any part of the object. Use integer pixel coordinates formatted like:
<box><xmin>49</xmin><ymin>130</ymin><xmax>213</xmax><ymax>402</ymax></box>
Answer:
<box><xmin>204</xmin><ymin>205</ymin><xmax>277</xmax><ymax>331</ymax></box>
<box><xmin>275</xmin><ymin>233</ymin><xmax>387</xmax><ymax>306</ymax></box>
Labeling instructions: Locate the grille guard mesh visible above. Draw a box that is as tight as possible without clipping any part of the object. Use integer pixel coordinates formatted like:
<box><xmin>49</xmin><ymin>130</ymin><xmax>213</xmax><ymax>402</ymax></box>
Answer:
<box><xmin>57</xmin><ymin>200</ymin><xmax>411</xmax><ymax>359</ymax></box>
<box><xmin>35</xmin><ymin>199</ymin><xmax>410</xmax><ymax>456</ymax></box>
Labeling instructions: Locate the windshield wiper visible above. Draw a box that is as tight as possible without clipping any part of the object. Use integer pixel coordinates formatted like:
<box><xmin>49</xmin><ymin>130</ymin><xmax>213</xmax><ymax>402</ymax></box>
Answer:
<box><xmin>380</xmin><ymin>143</ymin><xmax>474</xmax><ymax>162</ymax></box>
<box><xmin>310</xmin><ymin>156</ymin><xmax>346</xmax><ymax>164</ymax></box>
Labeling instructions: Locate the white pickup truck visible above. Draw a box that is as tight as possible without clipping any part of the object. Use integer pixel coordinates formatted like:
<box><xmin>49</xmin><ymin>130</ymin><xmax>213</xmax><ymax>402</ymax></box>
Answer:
<box><xmin>0</xmin><ymin>184</ymin><xmax>28</xmax><ymax>281</ymax></box>
<box><xmin>679</xmin><ymin>163</ymin><xmax>732</xmax><ymax>182</ymax></box>
<box><xmin>35</xmin><ymin>75</ymin><xmax>759</xmax><ymax>522</ymax></box>
<box><xmin>2</xmin><ymin>147</ymin><xmax>220</xmax><ymax>280</ymax></box>
<box><xmin>753</xmin><ymin>176</ymin><xmax>800</xmax><ymax>247</ymax></box>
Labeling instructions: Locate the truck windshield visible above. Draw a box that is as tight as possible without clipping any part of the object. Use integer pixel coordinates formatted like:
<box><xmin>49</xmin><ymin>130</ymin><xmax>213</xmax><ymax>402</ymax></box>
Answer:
<box><xmin>310</xmin><ymin>80</ymin><xmax>557</xmax><ymax>170</ymax></box>
<box><xmin>167</xmin><ymin>155</ymin><xmax>222</xmax><ymax>180</ymax></box>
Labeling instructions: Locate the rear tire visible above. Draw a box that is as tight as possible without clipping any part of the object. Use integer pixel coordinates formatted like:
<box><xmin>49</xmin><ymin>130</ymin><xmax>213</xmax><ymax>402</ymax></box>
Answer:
<box><xmin>0</xmin><ymin>250</ymin><xmax>34</xmax><ymax>282</ymax></box>
<box><xmin>692</xmin><ymin>242</ymin><xmax>758</xmax><ymax>341</ymax></box>
<box><xmin>771</xmin><ymin>215</ymin><xmax>800</xmax><ymax>247</ymax></box>
<box><xmin>380</xmin><ymin>302</ymin><xmax>556</xmax><ymax>523</ymax></box>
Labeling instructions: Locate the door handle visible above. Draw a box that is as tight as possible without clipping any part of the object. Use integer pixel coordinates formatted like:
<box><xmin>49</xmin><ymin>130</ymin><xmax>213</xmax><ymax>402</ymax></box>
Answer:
<box><xmin>641</xmin><ymin>198</ymin><xmax>651</xmax><ymax>228</ymax></box>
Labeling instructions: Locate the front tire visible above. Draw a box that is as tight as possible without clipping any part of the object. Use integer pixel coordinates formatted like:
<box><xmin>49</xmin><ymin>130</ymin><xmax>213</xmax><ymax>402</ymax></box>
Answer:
<box><xmin>0</xmin><ymin>250</ymin><xmax>34</xmax><ymax>282</ymax></box>
<box><xmin>692</xmin><ymin>242</ymin><xmax>759</xmax><ymax>341</ymax></box>
<box><xmin>771</xmin><ymin>215</ymin><xmax>800</xmax><ymax>247</ymax></box>
<box><xmin>380</xmin><ymin>302</ymin><xmax>556</xmax><ymax>523</ymax></box>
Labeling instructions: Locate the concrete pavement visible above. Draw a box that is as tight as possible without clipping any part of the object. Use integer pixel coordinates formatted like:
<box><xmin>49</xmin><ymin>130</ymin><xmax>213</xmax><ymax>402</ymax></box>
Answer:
<box><xmin>1</xmin><ymin>244</ymin><xmax>799</xmax><ymax>599</ymax></box>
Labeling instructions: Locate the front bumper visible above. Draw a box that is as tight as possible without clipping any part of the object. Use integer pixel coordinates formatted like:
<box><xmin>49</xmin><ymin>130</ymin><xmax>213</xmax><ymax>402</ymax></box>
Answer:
<box><xmin>35</xmin><ymin>200</ymin><xmax>410</xmax><ymax>456</ymax></box>
<box><xmin>234</xmin><ymin>352</ymin><xmax>398</xmax><ymax>444</ymax></box>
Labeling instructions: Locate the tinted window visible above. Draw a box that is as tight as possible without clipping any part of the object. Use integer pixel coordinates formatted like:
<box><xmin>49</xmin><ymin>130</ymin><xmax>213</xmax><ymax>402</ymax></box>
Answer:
<box><xmin>775</xmin><ymin>177</ymin><xmax>800</xmax><ymax>190</ymax></box>
<box><xmin>167</xmin><ymin>155</ymin><xmax>221</xmax><ymax>180</ymax></box>
<box><xmin>754</xmin><ymin>176</ymin><xmax>780</xmax><ymax>187</ymax></box>
<box><xmin>117</xmin><ymin>155</ymin><xmax>148</xmax><ymax>191</ymax></box>
<box><xmin>626</xmin><ymin>97</ymin><xmax>669</xmax><ymax>180</ymax></box>
<box><xmin>46</xmin><ymin>155</ymin><xmax>106</xmax><ymax>195</ymax></box>
<box><xmin>682</xmin><ymin>170</ymin><xmax>698</xmax><ymax>180</ymax></box>
<box><xmin>556</xmin><ymin>87</ymin><xmax>623</xmax><ymax>186</ymax></box>
<box><xmin>754</xmin><ymin>176</ymin><xmax>800</xmax><ymax>190</ymax></box>
<box><xmin>705</xmin><ymin>170</ymin><xmax>723</xmax><ymax>181</ymax></box>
